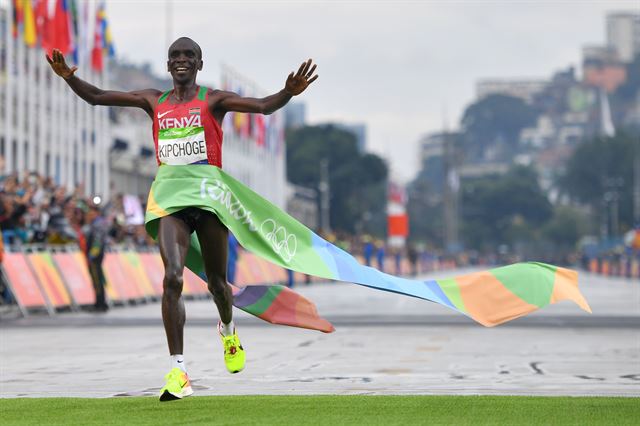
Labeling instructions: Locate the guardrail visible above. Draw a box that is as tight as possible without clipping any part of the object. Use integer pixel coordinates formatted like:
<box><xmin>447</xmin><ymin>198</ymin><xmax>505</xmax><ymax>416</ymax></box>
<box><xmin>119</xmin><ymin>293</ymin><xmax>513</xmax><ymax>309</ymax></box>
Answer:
<box><xmin>587</xmin><ymin>256</ymin><xmax>640</xmax><ymax>279</ymax></box>
<box><xmin>0</xmin><ymin>245</ymin><xmax>291</xmax><ymax>316</ymax></box>
<box><xmin>0</xmin><ymin>244</ymin><xmax>454</xmax><ymax>316</ymax></box>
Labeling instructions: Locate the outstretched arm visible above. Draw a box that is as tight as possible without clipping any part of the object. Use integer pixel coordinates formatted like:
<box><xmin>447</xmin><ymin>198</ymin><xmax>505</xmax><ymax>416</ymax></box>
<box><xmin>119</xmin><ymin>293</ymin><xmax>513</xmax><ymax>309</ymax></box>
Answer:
<box><xmin>215</xmin><ymin>59</ymin><xmax>318</xmax><ymax>115</ymax></box>
<box><xmin>46</xmin><ymin>49</ymin><xmax>160</xmax><ymax>118</ymax></box>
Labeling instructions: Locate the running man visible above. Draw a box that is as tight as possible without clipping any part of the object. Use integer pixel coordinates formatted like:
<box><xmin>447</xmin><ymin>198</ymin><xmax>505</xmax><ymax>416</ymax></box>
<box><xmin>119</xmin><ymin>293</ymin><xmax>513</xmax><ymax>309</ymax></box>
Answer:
<box><xmin>46</xmin><ymin>37</ymin><xmax>318</xmax><ymax>401</ymax></box>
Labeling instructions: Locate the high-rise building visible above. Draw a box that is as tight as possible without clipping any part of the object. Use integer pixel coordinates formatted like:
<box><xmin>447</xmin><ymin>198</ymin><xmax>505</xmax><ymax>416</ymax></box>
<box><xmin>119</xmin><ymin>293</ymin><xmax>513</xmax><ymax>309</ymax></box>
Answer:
<box><xmin>419</xmin><ymin>132</ymin><xmax>445</xmax><ymax>165</ymax></box>
<box><xmin>476</xmin><ymin>79</ymin><xmax>548</xmax><ymax>104</ymax></box>
<box><xmin>284</xmin><ymin>102</ymin><xmax>306</xmax><ymax>129</ymax></box>
<box><xmin>335</xmin><ymin>122</ymin><xmax>367</xmax><ymax>152</ymax></box>
<box><xmin>606</xmin><ymin>11</ymin><xmax>640</xmax><ymax>63</ymax></box>
<box><xmin>582</xmin><ymin>45</ymin><xmax>627</xmax><ymax>93</ymax></box>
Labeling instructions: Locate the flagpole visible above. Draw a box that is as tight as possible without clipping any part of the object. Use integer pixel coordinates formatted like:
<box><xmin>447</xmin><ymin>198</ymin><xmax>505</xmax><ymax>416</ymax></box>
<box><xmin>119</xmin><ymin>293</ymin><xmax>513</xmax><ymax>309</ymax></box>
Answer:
<box><xmin>27</xmin><ymin>45</ymin><xmax>36</xmax><ymax>171</ymax></box>
<box><xmin>76</xmin><ymin>0</ymin><xmax>84</xmax><ymax>190</ymax></box>
<box><xmin>0</xmin><ymin>5</ymin><xmax>5</xmax><ymax>175</ymax></box>
<box><xmin>53</xmin><ymin>58</ymin><xmax>60</xmax><ymax>184</ymax></box>
<box><xmin>65</xmin><ymin>62</ymin><xmax>72</xmax><ymax>190</ymax></box>
<box><xmin>3</xmin><ymin>1</ymin><xmax>13</xmax><ymax>175</ymax></box>
<box><xmin>97</xmin><ymin>62</ymin><xmax>103</xmax><ymax>198</ymax></box>
<box><xmin>102</xmin><ymin>54</ymin><xmax>110</xmax><ymax>200</ymax></box>
<box><xmin>38</xmin><ymin>43</ymin><xmax>46</xmax><ymax>174</ymax></box>
<box><xmin>16</xmin><ymin>23</ymin><xmax>25</xmax><ymax>177</ymax></box>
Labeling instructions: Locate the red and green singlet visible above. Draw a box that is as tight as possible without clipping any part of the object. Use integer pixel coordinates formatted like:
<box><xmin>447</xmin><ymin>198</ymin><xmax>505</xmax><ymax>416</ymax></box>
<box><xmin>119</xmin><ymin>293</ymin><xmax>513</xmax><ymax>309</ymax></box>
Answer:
<box><xmin>152</xmin><ymin>86</ymin><xmax>223</xmax><ymax>167</ymax></box>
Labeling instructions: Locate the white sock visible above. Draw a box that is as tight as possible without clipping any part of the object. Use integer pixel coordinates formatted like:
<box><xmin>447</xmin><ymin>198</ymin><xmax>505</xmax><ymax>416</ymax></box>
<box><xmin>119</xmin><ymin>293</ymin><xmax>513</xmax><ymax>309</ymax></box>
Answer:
<box><xmin>171</xmin><ymin>354</ymin><xmax>186</xmax><ymax>372</ymax></box>
<box><xmin>219</xmin><ymin>320</ymin><xmax>235</xmax><ymax>337</ymax></box>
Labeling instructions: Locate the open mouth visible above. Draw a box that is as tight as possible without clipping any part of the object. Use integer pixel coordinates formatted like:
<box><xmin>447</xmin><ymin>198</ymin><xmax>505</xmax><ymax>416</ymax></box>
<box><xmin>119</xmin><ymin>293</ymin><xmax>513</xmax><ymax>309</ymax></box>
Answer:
<box><xmin>175</xmin><ymin>67</ymin><xmax>189</xmax><ymax>74</ymax></box>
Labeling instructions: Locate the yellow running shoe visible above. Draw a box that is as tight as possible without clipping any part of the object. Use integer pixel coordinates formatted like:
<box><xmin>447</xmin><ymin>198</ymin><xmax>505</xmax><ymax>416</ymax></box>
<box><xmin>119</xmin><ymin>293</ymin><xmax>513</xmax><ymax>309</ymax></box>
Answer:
<box><xmin>219</xmin><ymin>323</ymin><xmax>246</xmax><ymax>374</ymax></box>
<box><xmin>159</xmin><ymin>367</ymin><xmax>193</xmax><ymax>402</ymax></box>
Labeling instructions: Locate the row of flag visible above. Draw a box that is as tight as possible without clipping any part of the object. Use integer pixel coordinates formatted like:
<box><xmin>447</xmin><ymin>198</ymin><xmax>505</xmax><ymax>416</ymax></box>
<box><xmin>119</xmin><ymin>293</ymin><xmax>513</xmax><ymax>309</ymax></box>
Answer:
<box><xmin>221</xmin><ymin>73</ymin><xmax>285</xmax><ymax>154</ymax></box>
<box><xmin>11</xmin><ymin>0</ymin><xmax>114</xmax><ymax>72</ymax></box>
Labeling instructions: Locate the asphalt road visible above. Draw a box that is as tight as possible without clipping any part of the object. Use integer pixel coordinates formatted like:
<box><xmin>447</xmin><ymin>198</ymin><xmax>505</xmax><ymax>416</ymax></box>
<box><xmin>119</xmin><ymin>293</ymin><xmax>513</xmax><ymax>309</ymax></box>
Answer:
<box><xmin>1</xmin><ymin>269</ymin><xmax>638</xmax><ymax>398</ymax></box>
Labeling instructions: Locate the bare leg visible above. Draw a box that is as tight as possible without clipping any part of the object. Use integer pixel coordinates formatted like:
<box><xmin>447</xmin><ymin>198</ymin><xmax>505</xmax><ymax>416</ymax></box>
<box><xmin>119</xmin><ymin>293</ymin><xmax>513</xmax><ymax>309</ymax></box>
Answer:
<box><xmin>158</xmin><ymin>215</ymin><xmax>191</xmax><ymax>355</ymax></box>
<box><xmin>194</xmin><ymin>212</ymin><xmax>232</xmax><ymax>324</ymax></box>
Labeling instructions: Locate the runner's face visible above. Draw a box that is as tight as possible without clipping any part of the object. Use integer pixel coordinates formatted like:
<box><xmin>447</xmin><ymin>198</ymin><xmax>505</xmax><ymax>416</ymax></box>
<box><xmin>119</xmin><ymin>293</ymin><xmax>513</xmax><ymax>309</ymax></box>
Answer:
<box><xmin>167</xmin><ymin>41</ymin><xmax>202</xmax><ymax>84</ymax></box>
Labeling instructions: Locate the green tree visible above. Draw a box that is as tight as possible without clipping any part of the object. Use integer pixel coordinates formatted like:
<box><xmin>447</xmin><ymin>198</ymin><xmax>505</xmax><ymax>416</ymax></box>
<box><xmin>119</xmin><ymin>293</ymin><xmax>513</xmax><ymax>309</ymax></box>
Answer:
<box><xmin>541</xmin><ymin>206</ymin><xmax>591</xmax><ymax>257</ymax></box>
<box><xmin>461</xmin><ymin>165</ymin><xmax>552</xmax><ymax>253</ymax></box>
<box><xmin>461</xmin><ymin>94</ymin><xmax>538</xmax><ymax>162</ymax></box>
<box><xmin>559</xmin><ymin>132</ymin><xmax>637</xmax><ymax>234</ymax></box>
<box><xmin>286</xmin><ymin>125</ymin><xmax>388</xmax><ymax>234</ymax></box>
<box><xmin>406</xmin><ymin>178</ymin><xmax>445</xmax><ymax>247</ymax></box>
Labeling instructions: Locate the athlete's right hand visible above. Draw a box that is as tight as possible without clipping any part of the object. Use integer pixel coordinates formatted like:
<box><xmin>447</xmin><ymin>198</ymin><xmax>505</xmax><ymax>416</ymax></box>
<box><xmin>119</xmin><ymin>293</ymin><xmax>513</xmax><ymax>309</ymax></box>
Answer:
<box><xmin>46</xmin><ymin>49</ymin><xmax>78</xmax><ymax>80</ymax></box>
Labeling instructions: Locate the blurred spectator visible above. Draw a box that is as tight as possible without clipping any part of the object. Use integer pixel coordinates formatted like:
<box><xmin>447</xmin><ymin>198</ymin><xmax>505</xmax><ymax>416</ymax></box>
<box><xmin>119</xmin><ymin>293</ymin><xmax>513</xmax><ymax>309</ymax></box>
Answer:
<box><xmin>0</xmin><ymin>171</ymin><xmax>149</xmax><ymax>249</ymax></box>
<box><xmin>363</xmin><ymin>236</ymin><xmax>374</xmax><ymax>266</ymax></box>
<box><xmin>47</xmin><ymin>189</ymin><xmax>77</xmax><ymax>244</ymax></box>
<box><xmin>286</xmin><ymin>269</ymin><xmax>294</xmax><ymax>288</ymax></box>
<box><xmin>394</xmin><ymin>248</ymin><xmax>402</xmax><ymax>275</ymax></box>
<box><xmin>85</xmin><ymin>204</ymin><xmax>109</xmax><ymax>312</ymax></box>
<box><xmin>376</xmin><ymin>240</ymin><xmax>385</xmax><ymax>272</ymax></box>
<box><xmin>407</xmin><ymin>243</ymin><xmax>418</xmax><ymax>276</ymax></box>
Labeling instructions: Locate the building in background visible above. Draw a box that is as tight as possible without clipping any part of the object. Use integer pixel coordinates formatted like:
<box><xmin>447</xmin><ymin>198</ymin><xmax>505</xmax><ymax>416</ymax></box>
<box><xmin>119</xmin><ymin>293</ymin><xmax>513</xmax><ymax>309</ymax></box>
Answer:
<box><xmin>284</xmin><ymin>102</ymin><xmax>306</xmax><ymax>129</ymax></box>
<box><xmin>419</xmin><ymin>132</ymin><xmax>445</xmax><ymax>165</ymax></box>
<box><xmin>606</xmin><ymin>11</ymin><xmax>640</xmax><ymax>63</ymax></box>
<box><xmin>220</xmin><ymin>64</ymin><xmax>287</xmax><ymax>208</ymax></box>
<box><xmin>476</xmin><ymin>79</ymin><xmax>548</xmax><ymax>103</ymax></box>
<box><xmin>286</xmin><ymin>184</ymin><xmax>317</xmax><ymax>230</ymax></box>
<box><xmin>582</xmin><ymin>45</ymin><xmax>627</xmax><ymax>93</ymax></box>
<box><xmin>1</xmin><ymin>1</ymin><xmax>112</xmax><ymax>199</ymax></box>
<box><xmin>335</xmin><ymin>122</ymin><xmax>367</xmax><ymax>152</ymax></box>
<box><xmin>1</xmin><ymin>3</ymin><xmax>287</xmax><ymax>208</ymax></box>
<box><xmin>108</xmin><ymin>61</ymin><xmax>172</xmax><ymax>198</ymax></box>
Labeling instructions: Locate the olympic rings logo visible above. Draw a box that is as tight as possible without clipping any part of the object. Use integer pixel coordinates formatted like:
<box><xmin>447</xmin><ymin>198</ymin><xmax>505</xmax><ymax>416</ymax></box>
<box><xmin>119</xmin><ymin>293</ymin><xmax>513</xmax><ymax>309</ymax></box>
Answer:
<box><xmin>260</xmin><ymin>218</ymin><xmax>297</xmax><ymax>262</ymax></box>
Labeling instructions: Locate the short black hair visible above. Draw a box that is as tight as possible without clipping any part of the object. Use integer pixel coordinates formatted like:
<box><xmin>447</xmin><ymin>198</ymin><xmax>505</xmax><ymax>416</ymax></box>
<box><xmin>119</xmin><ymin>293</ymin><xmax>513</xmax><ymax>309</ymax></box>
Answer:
<box><xmin>169</xmin><ymin>37</ymin><xmax>202</xmax><ymax>60</ymax></box>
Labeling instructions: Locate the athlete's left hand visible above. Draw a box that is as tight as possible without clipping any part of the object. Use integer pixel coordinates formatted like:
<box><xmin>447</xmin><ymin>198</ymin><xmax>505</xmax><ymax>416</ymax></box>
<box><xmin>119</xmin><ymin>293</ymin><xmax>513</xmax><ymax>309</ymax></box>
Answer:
<box><xmin>285</xmin><ymin>59</ymin><xmax>318</xmax><ymax>96</ymax></box>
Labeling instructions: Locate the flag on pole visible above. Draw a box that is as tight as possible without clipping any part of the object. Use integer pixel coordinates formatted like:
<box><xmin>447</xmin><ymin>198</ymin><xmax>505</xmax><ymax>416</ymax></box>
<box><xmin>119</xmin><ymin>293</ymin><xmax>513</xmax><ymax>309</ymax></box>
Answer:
<box><xmin>52</xmin><ymin>0</ymin><xmax>72</xmax><ymax>55</ymax></box>
<box><xmin>91</xmin><ymin>1</ymin><xmax>115</xmax><ymax>72</ymax></box>
<box><xmin>91</xmin><ymin>2</ymin><xmax>104</xmax><ymax>72</ymax></box>
<box><xmin>12</xmin><ymin>0</ymin><xmax>23</xmax><ymax>39</ymax></box>
<box><xmin>69</xmin><ymin>0</ymin><xmax>79</xmax><ymax>63</ymax></box>
<box><xmin>254</xmin><ymin>114</ymin><xmax>266</xmax><ymax>147</ymax></box>
<box><xmin>102</xmin><ymin>5</ymin><xmax>115</xmax><ymax>58</ymax></box>
<box><xmin>34</xmin><ymin>0</ymin><xmax>52</xmax><ymax>52</ymax></box>
<box><xmin>23</xmin><ymin>0</ymin><xmax>38</xmax><ymax>47</ymax></box>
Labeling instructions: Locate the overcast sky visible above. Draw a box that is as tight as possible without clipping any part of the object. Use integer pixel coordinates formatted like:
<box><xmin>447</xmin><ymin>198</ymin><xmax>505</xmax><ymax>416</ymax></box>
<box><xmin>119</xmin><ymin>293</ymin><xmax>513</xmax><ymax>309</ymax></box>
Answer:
<box><xmin>106</xmin><ymin>0</ymin><xmax>638</xmax><ymax>182</ymax></box>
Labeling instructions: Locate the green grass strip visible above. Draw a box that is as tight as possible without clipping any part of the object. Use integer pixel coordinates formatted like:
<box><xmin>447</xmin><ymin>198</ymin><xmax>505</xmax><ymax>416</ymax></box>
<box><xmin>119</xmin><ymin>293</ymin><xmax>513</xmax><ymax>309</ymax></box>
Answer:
<box><xmin>1</xmin><ymin>395</ymin><xmax>637</xmax><ymax>425</ymax></box>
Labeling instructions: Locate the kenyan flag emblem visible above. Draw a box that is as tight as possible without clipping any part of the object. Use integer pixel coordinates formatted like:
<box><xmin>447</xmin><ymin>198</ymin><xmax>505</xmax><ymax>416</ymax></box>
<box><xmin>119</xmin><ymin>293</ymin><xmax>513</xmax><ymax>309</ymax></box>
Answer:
<box><xmin>189</xmin><ymin>107</ymin><xmax>201</xmax><ymax>115</ymax></box>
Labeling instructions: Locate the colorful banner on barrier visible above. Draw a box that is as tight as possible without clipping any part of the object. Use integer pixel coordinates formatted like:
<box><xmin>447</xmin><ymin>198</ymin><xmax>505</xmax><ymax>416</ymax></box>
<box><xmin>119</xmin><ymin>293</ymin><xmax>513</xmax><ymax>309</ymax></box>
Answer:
<box><xmin>145</xmin><ymin>165</ymin><xmax>591</xmax><ymax>329</ymax></box>
<box><xmin>2</xmin><ymin>252</ymin><xmax>48</xmax><ymax>310</ymax></box>
<box><xmin>27</xmin><ymin>252</ymin><xmax>71</xmax><ymax>308</ymax></box>
<box><xmin>120</xmin><ymin>251</ymin><xmax>156</xmax><ymax>298</ymax></box>
<box><xmin>52</xmin><ymin>252</ymin><xmax>95</xmax><ymax>306</ymax></box>
<box><xmin>104</xmin><ymin>253</ymin><xmax>142</xmax><ymax>301</ymax></box>
<box><xmin>2</xmin><ymin>248</ymin><xmax>310</xmax><ymax>316</ymax></box>
<box><xmin>138</xmin><ymin>252</ymin><xmax>165</xmax><ymax>296</ymax></box>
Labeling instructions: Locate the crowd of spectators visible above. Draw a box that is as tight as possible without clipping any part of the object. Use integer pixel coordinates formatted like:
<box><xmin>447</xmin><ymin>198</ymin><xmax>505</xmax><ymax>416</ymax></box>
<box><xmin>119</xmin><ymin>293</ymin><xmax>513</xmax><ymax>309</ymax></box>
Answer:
<box><xmin>0</xmin><ymin>170</ymin><xmax>153</xmax><ymax>252</ymax></box>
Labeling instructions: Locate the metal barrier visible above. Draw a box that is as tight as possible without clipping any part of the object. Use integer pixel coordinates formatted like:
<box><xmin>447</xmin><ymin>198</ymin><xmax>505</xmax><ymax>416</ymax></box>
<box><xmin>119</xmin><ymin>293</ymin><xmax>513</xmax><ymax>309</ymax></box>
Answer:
<box><xmin>0</xmin><ymin>245</ymin><xmax>295</xmax><ymax>316</ymax></box>
<box><xmin>0</xmin><ymin>244</ymin><xmax>458</xmax><ymax>317</ymax></box>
